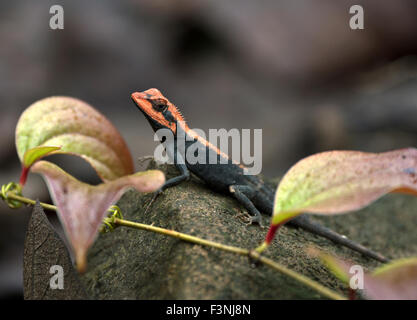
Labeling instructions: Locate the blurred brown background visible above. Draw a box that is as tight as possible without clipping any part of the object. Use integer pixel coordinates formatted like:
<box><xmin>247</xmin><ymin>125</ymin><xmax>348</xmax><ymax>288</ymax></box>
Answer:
<box><xmin>1</xmin><ymin>0</ymin><xmax>417</xmax><ymax>299</ymax></box>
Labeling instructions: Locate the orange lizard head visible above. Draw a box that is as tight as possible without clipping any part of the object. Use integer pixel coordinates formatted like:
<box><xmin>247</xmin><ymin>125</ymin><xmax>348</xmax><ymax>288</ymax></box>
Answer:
<box><xmin>131</xmin><ymin>88</ymin><xmax>186</xmax><ymax>134</ymax></box>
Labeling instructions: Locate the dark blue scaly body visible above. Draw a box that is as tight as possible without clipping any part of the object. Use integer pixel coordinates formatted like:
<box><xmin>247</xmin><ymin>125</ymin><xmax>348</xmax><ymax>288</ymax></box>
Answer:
<box><xmin>131</xmin><ymin>88</ymin><xmax>387</xmax><ymax>262</ymax></box>
<box><xmin>183</xmin><ymin>134</ymin><xmax>275</xmax><ymax>214</ymax></box>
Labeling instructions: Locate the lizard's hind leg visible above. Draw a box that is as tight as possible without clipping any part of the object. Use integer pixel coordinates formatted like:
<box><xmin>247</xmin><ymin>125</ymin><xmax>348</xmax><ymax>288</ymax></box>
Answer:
<box><xmin>229</xmin><ymin>185</ymin><xmax>263</xmax><ymax>226</ymax></box>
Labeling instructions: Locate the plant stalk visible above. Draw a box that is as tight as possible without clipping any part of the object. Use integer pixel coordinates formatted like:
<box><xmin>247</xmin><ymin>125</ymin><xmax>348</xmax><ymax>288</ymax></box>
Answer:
<box><xmin>2</xmin><ymin>190</ymin><xmax>346</xmax><ymax>300</ymax></box>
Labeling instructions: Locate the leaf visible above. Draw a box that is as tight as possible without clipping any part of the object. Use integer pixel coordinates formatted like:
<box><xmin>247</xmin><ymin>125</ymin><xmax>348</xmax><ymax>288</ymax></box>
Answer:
<box><xmin>23</xmin><ymin>146</ymin><xmax>62</xmax><ymax>168</ymax></box>
<box><xmin>310</xmin><ymin>248</ymin><xmax>417</xmax><ymax>300</ymax></box>
<box><xmin>24</xmin><ymin>201</ymin><xmax>88</xmax><ymax>299</ymax></box>
<box><xmin>16</xmin><ymin>96</ymin><xmax>134</xmax><ymax>182</ymax></box>
<box><xmin>367</xmin><ymin>258</ymin><xmax>417</xmax><ymax>299</ymax></box>
<box><xmin>307</xmin><ymin>248</ymin><xmax>351</xmax><ymax>284</ymax></box>
<box><xmin>272</xmin><ymin>148</ymin><xmax>417</xmax><ymax>225</ymax></box>
<box><xmin>31</xmin><ymin>160</ymin><xmax>165</xmax><ymax>272</ymax></box>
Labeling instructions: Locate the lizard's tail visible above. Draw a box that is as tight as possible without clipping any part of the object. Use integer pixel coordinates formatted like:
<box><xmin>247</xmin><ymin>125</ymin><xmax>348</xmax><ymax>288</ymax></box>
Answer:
<box><xmin>289</xmin><ymin>215</ymin><xmax>388</xmax><ymax>263</ymax></box>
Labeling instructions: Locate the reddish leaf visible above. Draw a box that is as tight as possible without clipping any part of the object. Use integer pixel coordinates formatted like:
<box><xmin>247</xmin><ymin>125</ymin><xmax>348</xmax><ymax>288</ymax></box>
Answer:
<box><xmin>257</xmin><ymin>148</ymin><xmax>417</xmax><ymax>251</ymax></box>
<box><xmin>16</xmin><ymin>96</ymin><xmax>134</xmax><ymax>183</ymax></box>
<box><xmin>310</xmin><ymin>248</ymin><xmax>417</xmax><ymax>300</ymax></box>
<box><xmin>365</xmin><ymin>258</ymin><xmax>417</xmax><ymax>299</ymax></box>
<box><xmin>272</xmin><ymin>148</ymin><xmax>417</xmax><ymax>225</ymax></box>
<box><xmin>31</xmin><ymin>160</ymin><xmax>165</xmax><ymax>272</ymax></box>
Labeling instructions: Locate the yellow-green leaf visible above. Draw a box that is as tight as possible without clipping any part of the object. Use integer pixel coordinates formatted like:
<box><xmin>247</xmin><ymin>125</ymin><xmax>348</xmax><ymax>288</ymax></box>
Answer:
<box><xmin>307</xmin><ymin>247</ymin><xmax>351</xmax><ymax>283</ymax></box>
<box><xmin>15</xmin><ymin>96</ymin><xmax>134</xmax><ymax>182</ymax></box>
<box><xmin>272</xmin><ymin>148</ymin><xmax>417</xmax><ymax>225</ymax></box>
<box><xmin>23</xmin><ymin>146</ymin><xmax>62</xmax><ymax>168</ymax></box>
<box><xmin>31</xmin><ymin>160</ymin><xmax>165</xmax><ymax>272</ymax></box>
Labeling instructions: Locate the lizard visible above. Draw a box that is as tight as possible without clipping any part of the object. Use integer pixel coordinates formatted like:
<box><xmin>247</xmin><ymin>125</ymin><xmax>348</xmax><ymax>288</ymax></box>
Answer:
<box><xmin>131</xmin><ymin>88</ymin><xmax>387</xmax><ymax>262</ymax></box>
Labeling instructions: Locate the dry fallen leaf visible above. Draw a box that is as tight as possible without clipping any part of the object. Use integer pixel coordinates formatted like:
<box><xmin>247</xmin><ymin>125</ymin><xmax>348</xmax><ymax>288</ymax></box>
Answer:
<box><xmin>31</xmin><ymin>160</ymin><xmax>165</xmax><ymax>272</ymax></box>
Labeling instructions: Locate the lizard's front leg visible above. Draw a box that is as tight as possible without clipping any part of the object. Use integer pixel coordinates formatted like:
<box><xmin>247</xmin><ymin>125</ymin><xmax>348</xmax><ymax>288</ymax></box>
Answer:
<box><xmin>144</xmin><ymin>162</ymin><xmax>190</xmax><ymax>213</ymax></box>
<box><xmin>229</xmin><ymin>185</ymin><xmax>263</xmax><ymax>226</ymax></box>
<box><xmin>144</xmin><ymin>139</ymin><xmax>190</xmax><ymax>212</ymax></box>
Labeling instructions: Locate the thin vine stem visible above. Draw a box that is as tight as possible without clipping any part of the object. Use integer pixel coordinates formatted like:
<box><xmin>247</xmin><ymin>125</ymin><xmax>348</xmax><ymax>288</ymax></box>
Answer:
<box><xmin>6</xmin><ymin>192</ymin><xmax>57</xmax><ymax>211</ymax></box>
<box><xmin>114</xmin><ymin>218</ymin><xmax>345</xmax><ymax>300</ymax></box>
<box><xmin>1</xmin><ymin>188</ymin><xmax>346</xmax><ymax>300</ymax></box>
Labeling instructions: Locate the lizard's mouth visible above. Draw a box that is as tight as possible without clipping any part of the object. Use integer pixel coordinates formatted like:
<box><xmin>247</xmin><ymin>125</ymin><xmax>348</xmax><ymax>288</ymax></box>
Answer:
<box><xmin>131</xmin><ymin>92</ymin><xmax>152</xmax><ymax>117</ymax></box>
<box><xmin>131</xmin><ymin>91</ymin><xmax>149</xmax><ymax>101</ymax></box>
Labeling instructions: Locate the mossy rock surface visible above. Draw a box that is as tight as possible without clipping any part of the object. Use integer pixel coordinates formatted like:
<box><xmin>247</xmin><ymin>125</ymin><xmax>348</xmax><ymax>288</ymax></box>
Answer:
<box><xmin>75</xmin><ymin>162</ymin><xmax>417</xmax><ymax>299</ymax></box>
<box><xmin>23</xmin><ymin>162</ymin><xmax>417</xmax><ymax>299</ymax></box>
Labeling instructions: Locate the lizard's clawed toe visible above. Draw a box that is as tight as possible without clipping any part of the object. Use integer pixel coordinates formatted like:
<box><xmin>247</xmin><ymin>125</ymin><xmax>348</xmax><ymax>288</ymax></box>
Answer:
<box><xmin>236</xmin><ymin>212</ymin><xmax>263</xmax><ymax>227</ymax></box>
<box><xmin>249</xmin><ymin>215</ymin><xmax>263</xmax><ymax>227</ymax></box>
<box><xmin>144</xmin><ymin>188</ymin><xmax>164</xmax><ymax>214</ymax></box>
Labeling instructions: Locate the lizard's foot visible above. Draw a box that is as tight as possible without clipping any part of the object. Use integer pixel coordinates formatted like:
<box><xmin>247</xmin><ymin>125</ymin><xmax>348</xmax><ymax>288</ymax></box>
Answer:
<box><xmin>144</xmin><ymin>188</ymin><xmax>163</xmax><ymax>214</ymax></box>
<box><xmin>236</xmin><ymin>212</ymin><xmax>252</xmax><ymax>224</ymax></box>
<box><xmin>249</xmin><ymin>214</ymin><xmax>263</xmax><ymax>227</ymax></box>
<box><xmin>236</xmin><ymin>212</ymin><xmax>263</xmax><ymax>227</ymax></box>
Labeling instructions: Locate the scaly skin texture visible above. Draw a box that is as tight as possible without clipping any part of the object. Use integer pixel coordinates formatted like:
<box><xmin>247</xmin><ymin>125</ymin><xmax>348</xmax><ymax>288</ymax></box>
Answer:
<box><xmin>131</xmin><ymin>88</ymin><xmax>387</xmax><ymax>262</ymax></box>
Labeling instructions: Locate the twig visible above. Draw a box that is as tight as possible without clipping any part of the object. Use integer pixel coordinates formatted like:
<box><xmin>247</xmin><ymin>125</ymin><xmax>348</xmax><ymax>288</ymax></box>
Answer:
<box><xmin>6</xmin><ymin>192</ymin><xmax>57</xmax><ymax>211</ymax></box>
<box><xmin>1</xmin><ymin>188</ymin><xmax>346</xmax><ymax>300</ymax></box>
<box><xmin>114</xmin><ymin>218</ymin><xmax>345</xmax><ymax>300</ymax></box>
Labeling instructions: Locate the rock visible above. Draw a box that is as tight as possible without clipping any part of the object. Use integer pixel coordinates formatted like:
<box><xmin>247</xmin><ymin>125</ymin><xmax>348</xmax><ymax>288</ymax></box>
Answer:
<box><xmin>22</xmin><ymin>162</ymin><xmax>417</xmax><ymax>299</ymax></box>
<box><xmin>77</xmin><ymin>162</ymin><xmax>417</xmax><ymax>299</ymax></box>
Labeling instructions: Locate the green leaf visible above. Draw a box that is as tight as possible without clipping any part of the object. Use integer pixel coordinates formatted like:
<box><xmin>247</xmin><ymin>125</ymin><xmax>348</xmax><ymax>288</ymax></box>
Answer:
<box><xmin>16</xmin><ymin>96</ymin><xmax>134</xmax><ymax>181</ymax></box>
<box><xmin>31</xmin><ymin>160</ymin><xmax>165</xmax><ymax>272</ymax></box>
<box><xmin>272</xmin><ymin>148</ymin><xmax>417</xmax><ymax>225</ymax></box>
<box><xmin>23</xmin><ymin>146</ymin><xmax>62</xmax><ymax>168</ymax></box>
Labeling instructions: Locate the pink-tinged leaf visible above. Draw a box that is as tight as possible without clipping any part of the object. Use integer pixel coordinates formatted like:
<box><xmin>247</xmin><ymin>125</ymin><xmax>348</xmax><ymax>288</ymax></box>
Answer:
<box><xmin>310</xmin><ymin>248</ymin><xmax>417</xmax><ymax>300</ymax></box>
<box><xmin>272</xmin><ymin>148</ymin><xmax>417</xmax><ymax>225</ymax></box>
<box><xmin>31</xmin><ymin>160</ymin><xmax>165</xmax><ymax>272</ymax></box>
<box><xmin>15</xmin><ymin>96</ymin><xmax>134</xmax><ymax>182</ymax></box>
<box><xmin>365</xmin><ymin>258</ymin><xmax>417</xmax><ymax>300</ymax></box>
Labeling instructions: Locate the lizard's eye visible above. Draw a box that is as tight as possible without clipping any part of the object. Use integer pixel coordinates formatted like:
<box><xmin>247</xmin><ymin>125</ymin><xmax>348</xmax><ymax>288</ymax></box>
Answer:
<box><xmin>152</xmin><ymin>98</ymin><xmax>168</xmax><ymax>112</ymax></box>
